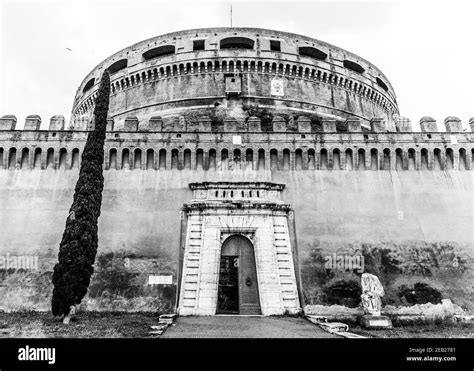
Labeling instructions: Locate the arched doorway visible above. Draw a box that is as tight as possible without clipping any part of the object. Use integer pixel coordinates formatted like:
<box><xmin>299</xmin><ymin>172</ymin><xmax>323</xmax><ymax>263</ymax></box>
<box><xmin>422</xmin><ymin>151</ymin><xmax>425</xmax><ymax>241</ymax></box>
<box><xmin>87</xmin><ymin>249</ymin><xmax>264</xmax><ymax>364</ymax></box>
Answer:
<box><xmin>217</xmin><ymin>235</ymin><xmax>261</xmax><ymax>315</ymax></box>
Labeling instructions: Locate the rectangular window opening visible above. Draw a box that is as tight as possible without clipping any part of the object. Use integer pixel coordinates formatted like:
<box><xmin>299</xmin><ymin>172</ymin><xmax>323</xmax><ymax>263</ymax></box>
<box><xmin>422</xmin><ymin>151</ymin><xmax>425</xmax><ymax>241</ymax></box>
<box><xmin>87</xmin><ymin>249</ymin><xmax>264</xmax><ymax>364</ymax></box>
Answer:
<box><xmin>270</xmin><ymin>40</ymin><xmax>281</xmax><ymax>52</ymax></box>
<box><xmin>193</xmin><ymin>40</ymin><xmax>205</xmax><ymax>51</ymax></box>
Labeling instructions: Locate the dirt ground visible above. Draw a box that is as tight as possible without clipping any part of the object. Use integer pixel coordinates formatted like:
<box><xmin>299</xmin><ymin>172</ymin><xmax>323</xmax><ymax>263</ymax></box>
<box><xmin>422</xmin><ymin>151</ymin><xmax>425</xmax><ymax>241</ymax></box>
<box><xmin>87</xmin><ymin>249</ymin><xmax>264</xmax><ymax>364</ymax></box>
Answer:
<box><xmin>161</xmin><ymin>315</ymin><xmax>339</xmax><ymax>338</ymax></box>
<box><xmin>0</xmin><ymin>311</ymin><xmax>160</xmax><ymax>338</ymax></box>
<box><xmin>0</xmin><ymin>311</ymin><xmax>472</xmax><ymax>338</ymax></box>
<box><xmin>350</xmin><ymin>321</ymin><xmax>474</xmax><ymax>338</ymax></box>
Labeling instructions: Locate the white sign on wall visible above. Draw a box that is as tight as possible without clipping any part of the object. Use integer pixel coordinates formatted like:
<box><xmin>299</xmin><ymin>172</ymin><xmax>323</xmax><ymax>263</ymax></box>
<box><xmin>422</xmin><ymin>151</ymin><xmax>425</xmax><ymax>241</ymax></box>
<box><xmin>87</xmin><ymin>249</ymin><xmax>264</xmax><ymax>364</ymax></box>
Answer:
<box><xmin>450</xmin><ymin>135</ymin><xmax>458</xmax><ymax>144</ymax></box>
<box><xmin>148</xmin><ymin>275</ymin><xmax>173</xmax><ymax>285</ymax></box>
<box><xmin>232</xmin><ymin>135</ymin><xmax>242</xmax><ymax>145</ymax></box>
<box><xmin>271</xmin><ymin>78</ymin><xmax>284</xmax><ymax>96</ymax></box>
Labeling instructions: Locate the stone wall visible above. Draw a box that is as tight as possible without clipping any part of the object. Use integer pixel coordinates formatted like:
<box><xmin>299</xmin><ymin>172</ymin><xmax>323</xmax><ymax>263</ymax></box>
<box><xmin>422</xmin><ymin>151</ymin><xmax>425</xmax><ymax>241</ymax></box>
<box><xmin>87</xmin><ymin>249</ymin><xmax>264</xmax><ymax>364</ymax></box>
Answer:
<box><xmin>0</xmin><ymin>168</ymin><xmax>472</xmax><ymax>312</ymax></box>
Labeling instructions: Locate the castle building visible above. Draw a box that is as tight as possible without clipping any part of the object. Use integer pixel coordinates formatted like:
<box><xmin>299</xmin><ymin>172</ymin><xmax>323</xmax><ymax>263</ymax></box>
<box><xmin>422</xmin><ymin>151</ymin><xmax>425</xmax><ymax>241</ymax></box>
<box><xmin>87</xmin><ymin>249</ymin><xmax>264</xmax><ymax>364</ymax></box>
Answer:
<box><xmin>0</xmin><ymin>28</ymin><xmax>472</xmax><ymax>315</ymax></box>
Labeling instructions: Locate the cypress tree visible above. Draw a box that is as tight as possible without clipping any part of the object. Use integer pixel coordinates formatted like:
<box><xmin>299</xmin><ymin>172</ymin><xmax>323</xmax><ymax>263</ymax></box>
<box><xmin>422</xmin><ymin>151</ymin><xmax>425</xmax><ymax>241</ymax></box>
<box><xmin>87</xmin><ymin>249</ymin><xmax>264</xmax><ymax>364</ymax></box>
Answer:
<box><xmin>52</xmin><ymin>70</ymin><xmax>111</xmax><ymax>323</ymax></box>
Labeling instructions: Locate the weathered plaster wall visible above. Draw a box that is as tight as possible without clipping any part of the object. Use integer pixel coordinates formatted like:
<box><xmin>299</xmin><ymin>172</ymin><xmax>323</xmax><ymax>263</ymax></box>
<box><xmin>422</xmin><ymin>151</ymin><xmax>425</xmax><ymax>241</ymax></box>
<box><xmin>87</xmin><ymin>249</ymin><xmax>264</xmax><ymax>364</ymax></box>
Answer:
<box><xmin>0</xmin><ymin>169</ymin><xmax>472</xmax><ymax>312</ymax></box>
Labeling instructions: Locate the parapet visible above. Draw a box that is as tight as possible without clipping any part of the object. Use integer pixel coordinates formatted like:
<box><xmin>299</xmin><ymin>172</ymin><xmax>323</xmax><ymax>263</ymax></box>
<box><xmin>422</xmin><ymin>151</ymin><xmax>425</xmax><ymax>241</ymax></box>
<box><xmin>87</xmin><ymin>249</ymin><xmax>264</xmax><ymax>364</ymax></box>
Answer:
<box><xmin>444</xmin><ymin>116</ymin><xmax>462</xmax><ymax>132</ymax></box>
<box><xmin>49</xmin><ymin>115</ymin><xmax>65</xmax><ymax>131</ymax></box>
<box><xmin>0</xmin><ymin>114</ymin><xmax>472</xmax><ymax>134</ymax></box>
<box><xmin>24</xmin><ymin>115</ymin><xmax>42</xmax><ymax>130</ymax></box>
<box><xmin>0</xmin><ymin>115</ymin><xmax>17</xmax><ymax>130</ymax></box>
<box><xmin>370</xmin><ymin>118</ymin><xmax>387</xmax><ymax>132</ymax></box>
<box><xmin>420</xmin><ymin>117</ymin><xmax>438</xmax><ymax>132</ymax></box>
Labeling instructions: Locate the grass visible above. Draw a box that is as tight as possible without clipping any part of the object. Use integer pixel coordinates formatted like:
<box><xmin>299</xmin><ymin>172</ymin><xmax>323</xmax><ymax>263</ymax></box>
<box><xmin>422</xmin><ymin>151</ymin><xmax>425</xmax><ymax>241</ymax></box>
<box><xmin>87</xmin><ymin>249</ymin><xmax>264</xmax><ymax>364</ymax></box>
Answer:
<box><xmin>0</xmin><ymin>311</ymin><xmax>472</xmax><ymax>338</ymax></box>
<box><xmin>350</xmin><ymin>319</ymin><xmax>474</xmax><ymax>338</ymax></box>
<box><xmin>0</xmin><ymin>311</ymin><xmax>162</xmax><ymax>338</ymax></box>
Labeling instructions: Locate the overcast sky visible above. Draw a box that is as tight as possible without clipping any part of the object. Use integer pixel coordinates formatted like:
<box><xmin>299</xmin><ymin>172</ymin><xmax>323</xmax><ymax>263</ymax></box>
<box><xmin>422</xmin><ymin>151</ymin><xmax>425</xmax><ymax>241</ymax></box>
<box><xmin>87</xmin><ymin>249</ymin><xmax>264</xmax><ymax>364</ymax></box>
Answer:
<box><xmin>0</xmin><ymin>0</ymin><xmax>472</xmax><ymax>131</ymax></box>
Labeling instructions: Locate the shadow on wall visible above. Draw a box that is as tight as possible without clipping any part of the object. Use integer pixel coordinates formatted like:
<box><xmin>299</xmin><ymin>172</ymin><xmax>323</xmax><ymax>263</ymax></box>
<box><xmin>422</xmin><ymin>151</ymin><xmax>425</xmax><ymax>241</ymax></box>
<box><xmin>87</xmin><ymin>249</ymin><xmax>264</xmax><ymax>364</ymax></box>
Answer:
<box><xmin>300</xmin><ymin>240</ymin><xmax>472</xmax><ymax>311</ymax></box>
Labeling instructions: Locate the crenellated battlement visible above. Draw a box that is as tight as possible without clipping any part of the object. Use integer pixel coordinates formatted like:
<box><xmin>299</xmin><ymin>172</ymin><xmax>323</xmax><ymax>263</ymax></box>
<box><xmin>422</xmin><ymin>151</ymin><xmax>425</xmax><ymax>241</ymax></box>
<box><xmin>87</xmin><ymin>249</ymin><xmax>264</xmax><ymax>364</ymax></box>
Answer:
<box><xmin>0</xmin><ymin>114</ymin><xmax>472</xmax><ymax>171</ymax></box>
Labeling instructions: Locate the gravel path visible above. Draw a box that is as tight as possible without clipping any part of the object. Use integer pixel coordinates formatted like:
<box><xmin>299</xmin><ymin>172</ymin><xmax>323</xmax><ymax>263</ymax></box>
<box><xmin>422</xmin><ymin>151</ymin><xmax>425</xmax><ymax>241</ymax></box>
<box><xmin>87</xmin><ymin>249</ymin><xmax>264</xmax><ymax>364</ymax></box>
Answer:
<box><xmin>161</xmin><ymin>315</ymin><xmax>339</xmax><ymax>338</ymax></box>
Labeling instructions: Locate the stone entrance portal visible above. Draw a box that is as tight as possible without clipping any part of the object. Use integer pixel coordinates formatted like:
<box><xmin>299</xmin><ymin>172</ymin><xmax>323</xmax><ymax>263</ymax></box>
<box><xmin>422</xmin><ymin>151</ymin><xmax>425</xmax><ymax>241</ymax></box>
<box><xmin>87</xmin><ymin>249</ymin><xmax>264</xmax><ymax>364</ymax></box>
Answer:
<box><xmin>217</xmin><ymin>235</ymin><xmax>261</xmax><ymax>315</ymax></box>
<box><xmin>177</xmin><ymin>182</ymin><xmax>302</xmax><ymax>316</ymax></box>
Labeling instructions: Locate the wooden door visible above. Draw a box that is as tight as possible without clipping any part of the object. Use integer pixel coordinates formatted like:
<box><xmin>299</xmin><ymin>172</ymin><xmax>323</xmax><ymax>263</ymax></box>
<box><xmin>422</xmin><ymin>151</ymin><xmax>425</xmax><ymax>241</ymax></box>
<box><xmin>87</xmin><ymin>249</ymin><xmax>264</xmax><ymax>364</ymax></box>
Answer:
<box><xmin>218</xmin><ymin>235</ymin><xmax>261</xmax><ymax>315</ymax></box>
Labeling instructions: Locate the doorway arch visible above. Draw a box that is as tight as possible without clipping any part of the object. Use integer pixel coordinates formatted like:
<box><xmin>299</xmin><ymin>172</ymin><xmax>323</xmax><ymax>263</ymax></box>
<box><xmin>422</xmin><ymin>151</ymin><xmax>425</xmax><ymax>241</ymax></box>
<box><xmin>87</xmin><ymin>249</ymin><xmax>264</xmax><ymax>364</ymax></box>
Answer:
<box><xmin>217</xmin><ymin>235</ymin><xmax>261</xmax><ymax>315</ymax></box>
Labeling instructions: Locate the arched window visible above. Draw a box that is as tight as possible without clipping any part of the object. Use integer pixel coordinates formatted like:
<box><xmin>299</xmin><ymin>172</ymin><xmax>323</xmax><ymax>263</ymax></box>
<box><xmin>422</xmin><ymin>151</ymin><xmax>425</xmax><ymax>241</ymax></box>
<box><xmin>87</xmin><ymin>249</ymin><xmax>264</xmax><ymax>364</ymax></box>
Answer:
<box><xmin>257</xmin><ymin>149</ymin><xmax>265</xmax><ymax>170</ymax></box>
<box><xmin>345</xmin><ymin>149</ymin><xmax>353</xmax><ymax>170</ymax></box>
<box><xmin>233</xmin><ymin>148</ymin><xmax>241</xmax><ymax>163</ymax></box>
<box><xmin>246</xmin><ymin>148</ymin><xmax>254</xmax><ymax>170</ymax></box>
<box><xmin>220</xmin><ymin>37</ymin><xmax>254</xmax><ymax>49</ymax></box>
<box><xmin>446</xmin><ymin>148</ymin><xmax>454</xmax><ymax>170</ymax></box>
<box><xmin>46</xmin><ymin>148</ymin><xmax>55</xmax><ymax>169</ymax></box>
<box><xmin>370</xmin><ymin>149</ymin><xmax>378</xmax><ymax>170</ymax></box>
<box><xmin>184</xmin><ymin>149</ymin><xmax>191</xmax><ymax>169</ymax></box>
<box><xmin>171</xmin><ymin>149</ymin><xmax>179</xmax><ymax>170</ymax></box>
<box><xmin>433</xmin><ymin>148</ymin><xmax>442</xmax><ymax>170</ymax></box>
<box><xmin>357</xmin><ymin>149</ymin><xmax>366</xmax><ymax>170</ymax></box>
<box><xmin>146</xmin><ymin>149</ymin><xmax>154</xmax><ymax>170</ymax></box>
<box><xmin>376</xmin><ymin>77</ymin><xmax>388</xmax><ymax>92</ymax></box>
<box><xmin>71</xmin><ymin>148</ymin><xmax>80</xmax><ymax>169</ymax></box>
<box><xmin>298</xmin><ymin>46</ymin><xmax>327</xmax><ymax>60</ymax></box>
<box><xmin>159</xmin><ymin>149</ymin><xmax>166</xmax><ymax>169</ymax></box>
<box><xmin>383</xmin><ymin>148</ymin><xmax>391</xmax><ymax>170</ymax></box>
<box><xmin>109</xmin><ymin>148</ymin><xmax>117</xmax><ymax>170</ymax></box>
<box><xmin>395</xmin><ymin>148</ymin><xmax>403</xmax><ymax>171</ymax></box>
<box><xmin>8</xmin><ymin>148</ymin><xmax>17</xmax><ymax>169</ymax></box>
<box><xmin>20</xmin><ymin>148</ymin><xmax>29</xmax><ymax>169</ymax></box>
<box><xmin>282</xmin><ymin>149</ymin><xmax>290</xmax><ymax>170</ymax></box>
<box><xmin>142</xmin><ymin>45</ymin><xmax>175</xmax><ymax>60</ymax></box>
<box><xmin>209</xmin><ymin>149</ymin><xmax>217</xmax><ymax>170</ymax></box>
<box><xmin>332</xmin><ymin>149</ymin><xmax>341</xmax><ymax>170</ymax></box>
<box><xmin>196</xmin><ymin>149</ymin><xmax>204</xmax><ymax>170</ymax></box>
<box><xmin>295</xmin><ymin>149</ymin><xmax>303</xmax><ymax>170</ymax></box>
<box><xmin>221</xmin><ymin>149</ymin><xmax>229</xmax><ymax>169</ymax></box>
<box><xmin>420</xmin><ymin>148</ymin><xmax>428</xmax><ymax>170</ymax></box>
<box><xmin>108</xmin><ymin>59</ymin><xmax>128</xmax><ymax>74</ymax></box>
<box><xmin>0</xmin><ymin>147</ymin><xmax>3</xmax><ymax>169</ymax></box>
<box><xmin>407</xmin><ymin>148</ymin><xmax>416</xmax><ymax>170</ymax></box>
<box><xmin>307</xmin><ymin>149</ymin><xmax>315</xmax><ymax>170</ymax></box>
<box><xmin>270</xmin><ymin>149</ymin><xmax>278</xmax><ymax>170</ymax></box>
<box><xmin>320</xmin><ymin>148</ymin><xmax>328</xmax><ymax>170</ymax></box>
<box><xmin>122</xmin><ymin>148</ymin><xmax>130</xmax><ymax>169</ymax></box>
<box><xmin>343</xmin><ymin>60</ymin><xmax>365</xmax><ymax>74</ymax></box>
<box><xmin>83</xmin><ymin>78</ymin><xmax>95</xmax><ymax>93</ymax></box>
<box><xmin>459</xmin><ymin>148</ymin><xmax>467</xmax><ymax>170</ymax></box>
<box><xmin>59</xmin><ymin>148</ymin><xmax>67</xmax><ymax>170</ymax></box>
<box><xmin>134</xmin><ymin>148</ymin><xmax>142</xmax><ymax>169</ymax></box>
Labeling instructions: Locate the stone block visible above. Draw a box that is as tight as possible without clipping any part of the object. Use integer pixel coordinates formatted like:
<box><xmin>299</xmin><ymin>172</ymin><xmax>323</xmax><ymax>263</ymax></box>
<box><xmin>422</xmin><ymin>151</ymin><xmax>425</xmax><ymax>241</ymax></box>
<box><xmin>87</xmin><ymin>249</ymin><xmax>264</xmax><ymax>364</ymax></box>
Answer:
<box><xmin>73</xmin><ymin>117</ymin><xmax>89</xmax><ymax>130</ymax></box>
<box><xmin>419</xmin><ymin>116</ymin><xmax>438</xmax><ymax>132</ymax></box>
<box><xmin>370</xmin><ymin>118</ymin><xmax>387</xmax><ymax>132</ymax></box>
<box><xmin>272</xmin><ymin>116</ymin><xmax>286</xmax><ymax>132</ymax></box>
<box><xmin>123</xmin><ymin>116</ymin><xmax>138</xmax><ymax>131</ymax></box>
<box><xmin>223</xmin><ymin>119</ymin><xmax>239</xmax><ymax>132</ymax></box>
<box><xmin>49</xmin><ymin>115</ymin><xmax>65</xmax><ymax>131</ymax></box>
<box><xmin>395</xmin><ymin>116</ymin><xmax>412</xmax><ymax>132</ymax></box>
<box><xmin>360</xmin><ymin>315</ymin><xmax>392</xmax><ymax>329</ymax></box>
<box><xmin>287</xmin><ymin>116</ymin><xmax>297</xmax><ymax>131</ymax></box>
<box><xmin>0</xmin><ymin>115</ymin><xmax>17</xmax><ymax>130</ymax></box>
<box><xmin>198</xmin><ymin>116</ymin><xmax>211</xmax><ymax>132</ymax></box>
<box><xmin>106</xmin><ymin>117</ymin><xmax>114</xmax><ymax>131</ymax></box>
<box><xmin>470</xmin><ymin>117</ymin><xmax>474</xmax><ymax>133</ymax></box>
<box><xmin>297</xmin><ymin>116</ymin><xmax>311</xmax><ymax>132</ymax></box>
<box><xmin>23</xmin><ymin>115</ymin><xmax>41</xmax><ymax>130</ymax></box>
<box><xmin>162</xmin><ymin>116</ymin><xmax>179</xmax><ymax>132</ymax></box>
<box><xmin>444</xmin><ymin>116</ymin><xmax>462</xmax><ymax>132</ymax></box>
<box><xmin>346</xmin><ymin>118</ymin><xmax>361</xmax><ymax>132</ymax></box>
<box><xmin>186</xmin><ymin>120</ymin><xmax>200</xmax><ymax>132</ymax></box>
<box><xmin>248</xmin><ymin>116</ymin><xmax>261</xmax><ymax>132</ymax></box>
<box><xmin>322</xmin><ymin>119</ymin><xmax>336</xmax><ymax>132</ymax></box>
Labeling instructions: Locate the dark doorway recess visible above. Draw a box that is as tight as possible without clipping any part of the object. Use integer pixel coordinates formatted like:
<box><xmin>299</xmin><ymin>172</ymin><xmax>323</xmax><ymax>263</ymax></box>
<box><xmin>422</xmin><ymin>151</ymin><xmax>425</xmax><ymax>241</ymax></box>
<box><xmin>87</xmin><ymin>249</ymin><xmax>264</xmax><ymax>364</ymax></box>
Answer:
<box><xmin>217</xmin><ymin>235</ymin><xmax>261</xmax><ymax>315</ymax></box>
